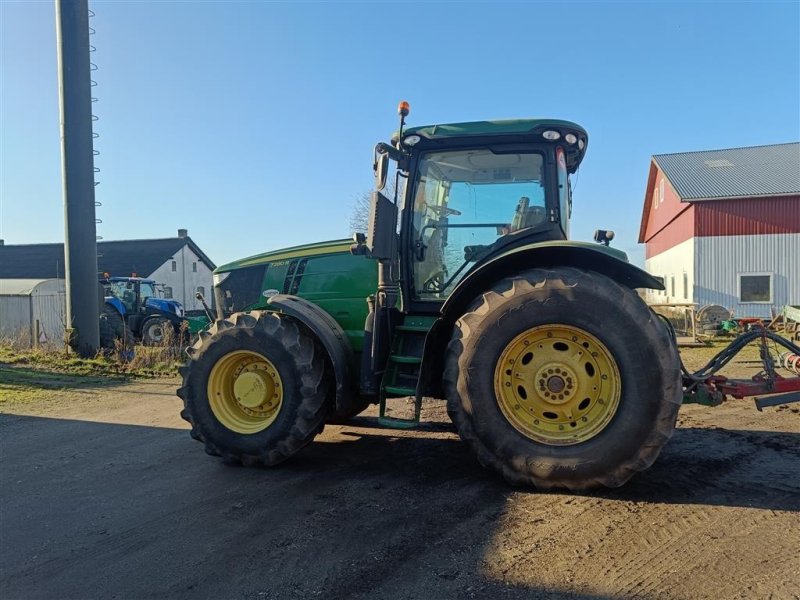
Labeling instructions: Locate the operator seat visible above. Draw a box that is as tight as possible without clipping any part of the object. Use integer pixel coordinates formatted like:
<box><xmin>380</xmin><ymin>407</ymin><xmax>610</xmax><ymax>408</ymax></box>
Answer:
<box><xmin>511</xmin><ymin>196</ymin><xmax>545</xmax><ymax>231</ymax></box>
<box><xmin>122</xmin><ymin>289</ymin><xmax>136</xmax><ymax>312</ymax></box>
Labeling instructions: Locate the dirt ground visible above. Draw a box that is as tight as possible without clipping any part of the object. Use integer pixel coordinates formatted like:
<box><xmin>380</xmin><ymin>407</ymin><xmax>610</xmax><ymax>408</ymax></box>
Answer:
<box><xmin>1</xmin><ymin>347</ymin><xmax>799</xmax><ymax>599</ymax></box>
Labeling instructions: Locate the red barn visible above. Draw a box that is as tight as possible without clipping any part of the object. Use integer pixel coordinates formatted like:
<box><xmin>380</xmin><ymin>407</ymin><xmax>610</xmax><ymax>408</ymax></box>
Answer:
<box><xmin>639</xmin><ymin>142</ymin><xmax>800</xmax><ymax>318</ymax></box>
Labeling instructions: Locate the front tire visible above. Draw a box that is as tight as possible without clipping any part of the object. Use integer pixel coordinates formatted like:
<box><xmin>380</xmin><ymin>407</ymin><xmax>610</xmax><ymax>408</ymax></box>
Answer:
<box><xmin>141</xmin><ymin>316</ymin><xmax>171</xmax><ymax>345</ymax></box>
<box><xmin>444</xmin><ymin>267</ymin><xmax>681</xmax><ymax>491</ymax></box>
<box><xmin>177</xmin><ymin>311</ymin><xmax>330</xmax><ymax>466</ymax></box>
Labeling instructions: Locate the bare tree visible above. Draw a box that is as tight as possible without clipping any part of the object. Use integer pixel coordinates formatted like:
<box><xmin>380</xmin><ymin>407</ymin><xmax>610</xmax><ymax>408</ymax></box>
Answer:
<box><xmin>348</xmin><ymin>181</ymin><xmax>396</xmax><ymax>235</ymax></box>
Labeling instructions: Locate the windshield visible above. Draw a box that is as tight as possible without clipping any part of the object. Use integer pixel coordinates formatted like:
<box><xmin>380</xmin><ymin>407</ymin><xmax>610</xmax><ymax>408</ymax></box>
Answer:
<box><xmin>107</xmin><ymin>281</ymin><xmax>158</xmax><ymax>311</ymax></box>
<box><xmin>139</xmin><ymin>282</ymin><xmax>156</xmax><ymax>300</ymax></box>
<box><xmin>411</xmin><ymin>148</ymin><xmax>546</xmax><ymax>299</ymax></box>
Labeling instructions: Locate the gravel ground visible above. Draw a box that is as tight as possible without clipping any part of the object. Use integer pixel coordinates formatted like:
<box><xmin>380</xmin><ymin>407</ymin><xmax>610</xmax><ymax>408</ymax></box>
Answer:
<box><xmin>1</xmin><ymin>346</ymin><xmax>799</xmax><ymax>600</ymax></box>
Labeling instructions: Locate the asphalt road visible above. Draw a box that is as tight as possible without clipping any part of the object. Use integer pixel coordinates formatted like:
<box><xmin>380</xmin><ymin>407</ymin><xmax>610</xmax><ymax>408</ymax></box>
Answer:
<box><xmin>1</xmin><ymin>378</ymin><xmax>799</xmax><ymax>600</ymax></box>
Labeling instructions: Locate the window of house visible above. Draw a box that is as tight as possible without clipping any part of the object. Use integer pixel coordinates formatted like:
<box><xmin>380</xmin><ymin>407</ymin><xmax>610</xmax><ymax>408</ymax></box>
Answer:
<box><xmin>683</xmin><ymin>272</ymin><xmax>688</xmax><ymax>300</ymax></box>
<box><xmin>670</xmin><ymin>276</ymin><xmax>675</xmax><ymax>298</ymax></box>
<box><xmin>196</xmin><ymin>286</ymin><xmax>205</xmax><ymax>297</ymax></box>
<box><xmin>739</xmin><ymin>274</ymin><xmax>772</xmax><ymax>303</ymax></box>
<box><xmin>163</xmin><ymin>286</ymin><xmax>173</xmax><ymax>299</ymax></box>
<box><xmin>171</xmin><ymin>260</ymin><xmax>177</xmax><ymax>272</ymax></box>
<box><xmin>192</xmin><ymin>262</ymin><xmax>197</xmax><ymax>272</ymax></box>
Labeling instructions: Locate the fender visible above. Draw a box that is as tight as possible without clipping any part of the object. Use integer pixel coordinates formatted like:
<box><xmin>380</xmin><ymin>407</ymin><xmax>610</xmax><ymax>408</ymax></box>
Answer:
<box><xmin>267</xmin><ymin>294</ymin><xmax>355</xmax><ymax>413</ymax></box>
<box><xmin>104</xmin><ymin>297</ymin><xmax>126</xmax><ymax>317</ymax></box>
<box><xmin>416</xmin><ymin>241</ymin><xmax>664</xmax><ymax>400</ymax></box>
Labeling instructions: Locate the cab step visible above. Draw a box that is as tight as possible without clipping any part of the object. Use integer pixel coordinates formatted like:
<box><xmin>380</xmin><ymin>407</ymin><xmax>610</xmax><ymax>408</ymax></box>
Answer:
<box><xmin>383</xmin><ymin>385</ymin><xmax>416</xmax><ymax>396</ymax></box>
<box><xmin>389</xmin><ymin>355</ymin><xmax>422</xmax><ymax>365</ymax></box>
<box><xmin>395</xmin><ymin>325</ymin><xmax>429</xmax><ymax>333</ymax></box>
<box><xmin>378</xmin><ymin>390</ymin><xmax>421</xmax><ymax>429</ymax></box>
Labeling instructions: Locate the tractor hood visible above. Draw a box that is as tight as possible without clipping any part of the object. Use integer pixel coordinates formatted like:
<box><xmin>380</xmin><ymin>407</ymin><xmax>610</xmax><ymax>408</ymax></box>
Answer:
<box><xmin>214</xmin><ymin>239</ymin><xmax>353</xmax><ymax>274</ymax></box>
<box><xmin>146</xmin><ymin>297</ymin><xmax>184</xmax><ymax>317</ymax></box>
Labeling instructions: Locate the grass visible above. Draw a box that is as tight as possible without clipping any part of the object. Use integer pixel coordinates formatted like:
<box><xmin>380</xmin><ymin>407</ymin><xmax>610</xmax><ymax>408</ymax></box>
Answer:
<box><xmin>0</xmin><ymin>325</ymin><xmax>189</xmax><ymax>404</ymax></box>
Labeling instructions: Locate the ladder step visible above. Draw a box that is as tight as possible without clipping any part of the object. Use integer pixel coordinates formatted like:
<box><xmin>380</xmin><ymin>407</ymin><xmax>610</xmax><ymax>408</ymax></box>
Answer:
<box><xmin>379</xmin><ymin>393</ymin><xmax>421</xmax><ymax>429</ymax></box>
<box><xmin>384</xmin><ymin>385</ymin><xmax>416</xmax><ymax>396</ymax></box>
<box><xmin>377</xmin><ymin>415</ymin><xmax>420</xmax><ymax>429</ymax></box>
<box><xmin>395</xmin><ymin>325</ymin><xmax>429</xmax><ymax>333</ymax></box>
<box><xmin>389</xmin><ymin>355</ymin><xmax>422</xmax><ymax>364</ymax></box>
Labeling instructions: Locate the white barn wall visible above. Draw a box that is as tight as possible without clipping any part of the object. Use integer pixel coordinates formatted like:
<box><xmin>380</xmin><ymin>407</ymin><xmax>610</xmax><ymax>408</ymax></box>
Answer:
<box><xmin>644</xmin><ymin>237</ymin><xmax>694</xmax><ymax>305</ymax></box>
<box><xmin>147</xmin><ymin>245</ymin><xmax>214</xmax><ymax>311</ymax></box>
<box><xmin>695</xmin><ymin>233</ymin><xmax>800</xmax><ymax>319</ymax></box>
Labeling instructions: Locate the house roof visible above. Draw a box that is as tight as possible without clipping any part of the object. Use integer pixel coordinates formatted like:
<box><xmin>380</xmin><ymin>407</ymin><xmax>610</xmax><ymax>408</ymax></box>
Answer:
<box><xmin>0</xmin><ymin>237</ymin><xmax>216</xmax><ymax>280</ymax></box>
<box><xmin>652</xmin><ymin>142</ymin><xmax>800</xmax><ymax>201</ymax></box>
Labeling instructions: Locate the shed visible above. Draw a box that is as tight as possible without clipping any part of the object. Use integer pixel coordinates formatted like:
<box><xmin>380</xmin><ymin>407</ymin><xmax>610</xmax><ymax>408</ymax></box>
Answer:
<box><xmin>0</xmin><ymin>279</ymin><xmax>67</xmax><ymax>347</ymax></box>
<box><xmin>638</xmin><ymin>142</ymin><xmax>800</xmax><ymax>318</ymax></box>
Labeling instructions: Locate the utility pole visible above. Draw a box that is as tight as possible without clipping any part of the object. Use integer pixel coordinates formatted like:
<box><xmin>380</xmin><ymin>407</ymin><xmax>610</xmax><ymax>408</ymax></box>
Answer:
<box><xmin>56</xmin><ymin>0</ymin><xmax>99</xmax><ymax>356</ymax></box>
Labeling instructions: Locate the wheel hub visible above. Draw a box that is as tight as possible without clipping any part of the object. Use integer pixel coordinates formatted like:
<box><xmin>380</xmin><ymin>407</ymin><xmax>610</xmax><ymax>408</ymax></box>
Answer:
<box><xmin>207</xmin><ymin>350</ymin><xmax>283</xmax><ymax>434</ymax></box>
<box><xmin>494</xmin><ymin>324</ymin><xmax>621</xmax><ymax>445</ymax></box>
<box><xmin>234</xmin><ymin>371</ymin><xmax>272</xmax><ymax>409</ymax></box>
<box><xmin>535</xmin><ymin>364</ymin><xmax>576</xmax><ymax>404</ymax></box>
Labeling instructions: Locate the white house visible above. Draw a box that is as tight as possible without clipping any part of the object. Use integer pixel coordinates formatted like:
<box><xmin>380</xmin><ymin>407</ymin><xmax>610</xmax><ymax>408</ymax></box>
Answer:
<box><xmin>0</xmin><ymin>229</ymin><xmax>216</xmax><ymax>312</ymax></box>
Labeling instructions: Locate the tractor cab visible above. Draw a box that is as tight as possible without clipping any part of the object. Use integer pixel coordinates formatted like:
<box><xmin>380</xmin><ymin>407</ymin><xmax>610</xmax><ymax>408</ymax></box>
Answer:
<box><xmin>397</xmin><ymin>119</ymin><xmax>586</xmax><ymax>303</ymax></box>
<box><xmin>353</xmin><ymin>110</ymin><xmax>590</xmax><ymax>313</ymax></box>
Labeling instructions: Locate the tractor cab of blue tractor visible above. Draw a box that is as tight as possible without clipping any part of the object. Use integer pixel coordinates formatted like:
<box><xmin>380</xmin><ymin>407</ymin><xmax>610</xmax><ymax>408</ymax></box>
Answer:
<box><xmin>100</xmin><ymin>276</ymin><xmax>185</xmax><ymax>345</ymax></box>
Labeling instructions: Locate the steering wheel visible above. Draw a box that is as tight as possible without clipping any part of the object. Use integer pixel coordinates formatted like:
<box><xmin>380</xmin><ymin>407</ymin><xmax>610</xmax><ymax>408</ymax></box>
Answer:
<box><xmin>422</xmin><ymin>270</ymin><xmax>448</xmax><ymax>292</ymax></box>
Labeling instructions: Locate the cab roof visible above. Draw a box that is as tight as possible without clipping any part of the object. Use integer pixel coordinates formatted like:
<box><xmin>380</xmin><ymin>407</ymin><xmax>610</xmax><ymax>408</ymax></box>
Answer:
<box><xmin>401</xmin><ymin>118</ymin><xmax>586</xmax><ymax>140</ymax></box>
<box><xmin>394</xmin><ymin>118</ymin><xmax>589</xmax><ymax>172</ymax></box>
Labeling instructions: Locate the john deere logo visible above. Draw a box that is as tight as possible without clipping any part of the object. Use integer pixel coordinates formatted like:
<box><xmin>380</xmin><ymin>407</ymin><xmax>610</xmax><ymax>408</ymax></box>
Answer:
<box><xmin>262</xmin><ymin>289</ymin><xmax>279</xmax><ymax>298</ymax></box>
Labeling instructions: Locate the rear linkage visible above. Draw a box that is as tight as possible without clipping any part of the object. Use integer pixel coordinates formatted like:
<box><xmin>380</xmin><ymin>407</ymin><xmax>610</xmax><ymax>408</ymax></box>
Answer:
<box><xmin>661</xmin><ymin>317</ymin><xmax>800</xmax><ymax>411</ymax></box>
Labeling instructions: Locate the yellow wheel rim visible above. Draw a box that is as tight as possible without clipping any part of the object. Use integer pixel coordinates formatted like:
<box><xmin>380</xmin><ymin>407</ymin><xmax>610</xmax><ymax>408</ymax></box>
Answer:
<box><xmin>207</xmin><ymin>350</ymin><xmax>283</xmax><ymax>434</ymax></box>
<box><xmin>494</xmin><ymin>324</ymin><xmax>621</xmax><ymax>445</ymax></box>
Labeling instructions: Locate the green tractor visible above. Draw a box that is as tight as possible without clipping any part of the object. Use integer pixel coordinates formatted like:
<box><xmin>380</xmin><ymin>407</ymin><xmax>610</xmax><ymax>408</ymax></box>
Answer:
<box><xmin>177</xmin><ymin>103</ymin><xmax>680</xmax><ymax>490</ymax></box>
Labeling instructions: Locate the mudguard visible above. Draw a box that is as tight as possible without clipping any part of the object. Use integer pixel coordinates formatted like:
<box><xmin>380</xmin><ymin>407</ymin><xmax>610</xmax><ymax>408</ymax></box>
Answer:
<box><xmin>417</xmin><ymin>241</ymin><xmax>664</xmax><ymax>400</ymax></box>
<box><xmin>267</xmin><ymin>294</ymin><xmax>355</xmax><ymax>413</ymax></box>
<box><xmin>104</xmin><ymin>297</ymin><xmax>126</xmax><ymax>317</ymax></box>
<box><xmin>442</xmin><ymin>241</ymin><xmax>662</xmax><ymax>319</ymax></box>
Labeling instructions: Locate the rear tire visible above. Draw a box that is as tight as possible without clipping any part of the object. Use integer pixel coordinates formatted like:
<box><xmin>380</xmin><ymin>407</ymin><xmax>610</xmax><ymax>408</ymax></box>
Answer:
<box><xmin>99</xmin><ymin>305</ymin><xmax>132</xmax><ymax>350</ymax></box>
<box><xmin>444</xmin><ymin>267</ymin><xmax>681</xmax><ymax>491</ymax></box>
<box><xmin>177</xmin><ymin>311</ymin><xmax>330</xmax><ymax>466</ymax></box>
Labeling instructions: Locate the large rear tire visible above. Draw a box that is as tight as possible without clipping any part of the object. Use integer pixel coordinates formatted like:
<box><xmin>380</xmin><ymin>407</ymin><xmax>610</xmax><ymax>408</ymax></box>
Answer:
<box><xmin>99</xmin><ymin>305</ymin><xmax>133</xmax><ymax>351</ymax></box>
<box><xmin>177</xmin><ymin>311</ymin><xmax>330</xmax><ymax>466</ymax></box>
<box><xmin>444</xmin><ymin>267</ymin><xmax>681</xmax><ymax>491</ymax></box>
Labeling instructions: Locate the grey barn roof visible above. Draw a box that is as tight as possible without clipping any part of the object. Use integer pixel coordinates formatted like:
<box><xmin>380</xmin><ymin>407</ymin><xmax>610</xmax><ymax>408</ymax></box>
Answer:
<box><xmin>653</xmin><ymin>142</ymin><xmax>800</xmax><ymax>200</ymax></box>
<box><xmin>0</xmin><ymin>237</ymin><xmax>216</xmax><ymax>280</ymax></box>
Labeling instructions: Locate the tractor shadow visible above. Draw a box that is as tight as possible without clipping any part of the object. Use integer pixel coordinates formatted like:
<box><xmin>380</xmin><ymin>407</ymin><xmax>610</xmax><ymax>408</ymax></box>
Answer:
<box><xmin>315</xmin><ymin>422</ymin><xmax>800</xmax><ymax>513</ymax></box>
<box><xmin>1</xmin><ymin>412</ymin><xmax>798</xmax><ymax>599</ymax></box>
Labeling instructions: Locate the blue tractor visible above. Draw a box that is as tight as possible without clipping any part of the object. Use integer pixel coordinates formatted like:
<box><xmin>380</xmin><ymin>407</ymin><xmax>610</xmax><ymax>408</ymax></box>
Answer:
<box><xmin>100</xmin><ymin>277</ymin><xmax>186</xmax><ymax>346</ymax></box>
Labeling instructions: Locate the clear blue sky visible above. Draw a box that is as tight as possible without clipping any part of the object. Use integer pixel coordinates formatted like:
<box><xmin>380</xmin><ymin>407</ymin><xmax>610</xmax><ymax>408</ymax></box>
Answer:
<box><xmin>1</xmin><ymin>1</ymin><xmax>798</xmax><ymax>267</ymax></box>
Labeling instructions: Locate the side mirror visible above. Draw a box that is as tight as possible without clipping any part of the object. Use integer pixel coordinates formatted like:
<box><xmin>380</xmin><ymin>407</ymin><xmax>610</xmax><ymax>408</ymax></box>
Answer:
<box><xmin>366</xmin><ymin>191</ymin><xmax>397</xmax><ymax>260</ymax></box>
<box><xmin>374</xmin><ymin>151</ymin><xmax>389</xmax><ymax>191</ymax></box>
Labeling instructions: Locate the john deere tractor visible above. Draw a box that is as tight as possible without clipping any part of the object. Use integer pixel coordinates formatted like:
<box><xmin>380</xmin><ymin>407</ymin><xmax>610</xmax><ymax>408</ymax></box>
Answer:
<box><xmin>178</xmin><ymin>103</ymin><xmax>680</xmax><ymax>490</ymax></box>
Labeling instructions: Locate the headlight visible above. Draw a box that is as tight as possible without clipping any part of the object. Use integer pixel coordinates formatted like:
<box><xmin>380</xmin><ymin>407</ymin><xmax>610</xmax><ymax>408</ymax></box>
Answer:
<box><xmin>213</xmin><ymin>271</ymin><xmax>231</xmax><ymax>287</ymax></box>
